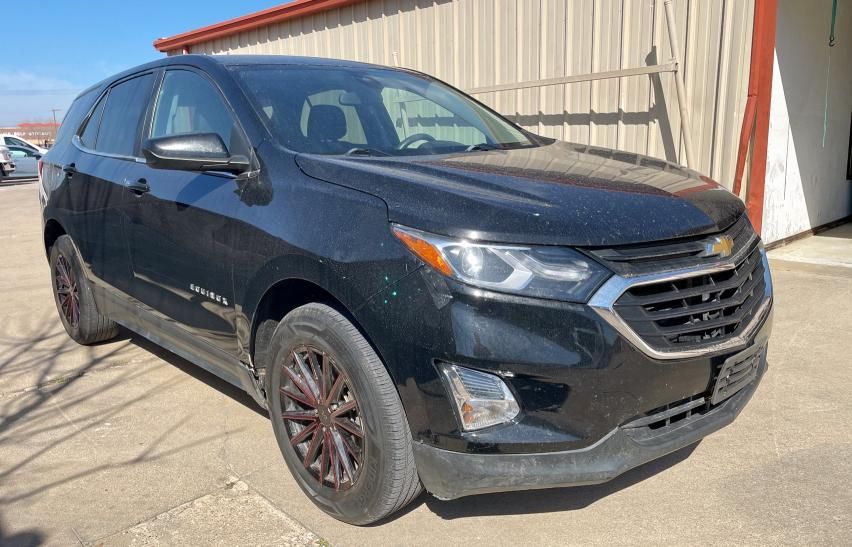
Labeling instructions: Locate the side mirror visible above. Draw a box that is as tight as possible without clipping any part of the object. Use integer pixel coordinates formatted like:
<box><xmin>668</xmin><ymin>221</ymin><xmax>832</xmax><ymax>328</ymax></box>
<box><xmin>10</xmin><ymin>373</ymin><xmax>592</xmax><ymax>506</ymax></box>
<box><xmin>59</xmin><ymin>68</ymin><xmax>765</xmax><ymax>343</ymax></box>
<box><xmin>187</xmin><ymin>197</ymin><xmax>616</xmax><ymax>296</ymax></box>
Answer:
<box><xmin>142</xmin><ymin>133</ymin><xmax>250</xmax><ymax>174</ymax></box>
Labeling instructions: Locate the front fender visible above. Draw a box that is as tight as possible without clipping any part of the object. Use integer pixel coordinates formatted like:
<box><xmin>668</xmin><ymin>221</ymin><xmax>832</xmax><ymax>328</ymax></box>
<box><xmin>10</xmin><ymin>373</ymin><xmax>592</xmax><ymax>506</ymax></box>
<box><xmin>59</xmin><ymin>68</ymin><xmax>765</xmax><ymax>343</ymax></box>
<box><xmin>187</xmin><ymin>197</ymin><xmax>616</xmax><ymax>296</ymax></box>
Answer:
<box><xmin>229</xmin><ymin>153</ymin><xmax>421</xmax><ymax>363</ymax></box>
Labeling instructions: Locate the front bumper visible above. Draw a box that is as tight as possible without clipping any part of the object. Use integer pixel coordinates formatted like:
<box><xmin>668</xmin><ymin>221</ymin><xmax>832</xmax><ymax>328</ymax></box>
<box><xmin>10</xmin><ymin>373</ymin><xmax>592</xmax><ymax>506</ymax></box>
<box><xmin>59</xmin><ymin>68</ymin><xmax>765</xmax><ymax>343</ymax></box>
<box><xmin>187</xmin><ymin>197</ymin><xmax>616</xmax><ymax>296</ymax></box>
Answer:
<box><xmin>414</xmin><ymin>350</ymin><xmax>766</xmax><ymax>500</ymax></box>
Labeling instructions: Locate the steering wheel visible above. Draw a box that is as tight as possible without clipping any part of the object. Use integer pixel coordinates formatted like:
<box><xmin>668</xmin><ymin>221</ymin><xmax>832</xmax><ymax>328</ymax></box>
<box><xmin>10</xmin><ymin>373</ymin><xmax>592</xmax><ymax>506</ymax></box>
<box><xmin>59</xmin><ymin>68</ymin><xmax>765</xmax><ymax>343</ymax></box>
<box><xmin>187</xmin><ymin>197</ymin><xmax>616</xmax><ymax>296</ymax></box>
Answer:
<box><xmin>397</xmin><ymin>133</ymin><xmax>437</xmax><ymax>150</ymax></box>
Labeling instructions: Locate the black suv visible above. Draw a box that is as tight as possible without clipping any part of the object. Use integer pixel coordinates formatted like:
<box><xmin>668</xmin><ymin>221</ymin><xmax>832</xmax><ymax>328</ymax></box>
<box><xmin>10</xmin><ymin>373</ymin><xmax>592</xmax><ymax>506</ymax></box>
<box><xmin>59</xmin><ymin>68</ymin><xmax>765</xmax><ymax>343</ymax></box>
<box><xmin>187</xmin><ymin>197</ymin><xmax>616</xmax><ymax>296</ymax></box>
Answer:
<box><xmin>40</xmin><ymin>55</ymin><xmax>773</xmax><ymax>524</ymax></box>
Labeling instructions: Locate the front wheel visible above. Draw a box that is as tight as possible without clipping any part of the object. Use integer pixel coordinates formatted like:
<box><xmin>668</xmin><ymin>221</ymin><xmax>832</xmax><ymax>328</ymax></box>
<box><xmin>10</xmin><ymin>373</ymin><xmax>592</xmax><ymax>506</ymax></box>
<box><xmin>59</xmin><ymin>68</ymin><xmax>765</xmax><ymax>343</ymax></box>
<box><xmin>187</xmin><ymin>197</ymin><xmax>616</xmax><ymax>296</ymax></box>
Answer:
<box><xmin>266</xmin><ymin>303</ymin><xmax>421</xmax><ymax>525</ymax></box>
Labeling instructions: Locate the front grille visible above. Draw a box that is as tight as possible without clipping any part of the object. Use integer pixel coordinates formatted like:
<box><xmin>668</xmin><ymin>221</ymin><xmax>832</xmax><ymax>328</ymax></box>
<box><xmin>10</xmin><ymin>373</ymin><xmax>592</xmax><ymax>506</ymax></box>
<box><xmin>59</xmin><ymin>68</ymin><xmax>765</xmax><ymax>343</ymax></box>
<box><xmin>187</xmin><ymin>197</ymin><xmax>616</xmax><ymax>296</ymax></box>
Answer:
<box><xmin>612</xmin><ymin>243</ymin><xmax>766</xmax><ymax>351</ymax></box>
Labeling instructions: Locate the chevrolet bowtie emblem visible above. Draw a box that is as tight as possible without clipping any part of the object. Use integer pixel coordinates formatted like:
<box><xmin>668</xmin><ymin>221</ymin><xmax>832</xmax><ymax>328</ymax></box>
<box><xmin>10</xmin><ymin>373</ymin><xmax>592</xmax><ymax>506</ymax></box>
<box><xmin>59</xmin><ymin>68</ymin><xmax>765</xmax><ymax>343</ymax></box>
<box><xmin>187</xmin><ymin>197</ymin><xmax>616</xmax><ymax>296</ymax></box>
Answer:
<box><xmin>703</xmin><ymin>235</ymin><xmax>734</xmax><ymax>258</ymax></box>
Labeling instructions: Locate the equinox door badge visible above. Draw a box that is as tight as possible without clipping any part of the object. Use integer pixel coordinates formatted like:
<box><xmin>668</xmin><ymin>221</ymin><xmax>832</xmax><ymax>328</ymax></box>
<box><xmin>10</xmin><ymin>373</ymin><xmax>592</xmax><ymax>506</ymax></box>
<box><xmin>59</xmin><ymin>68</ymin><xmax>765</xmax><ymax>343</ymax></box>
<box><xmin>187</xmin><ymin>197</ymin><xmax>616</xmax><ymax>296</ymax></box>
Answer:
<box><xmin>190</xmin><ymin>283</ymin><xmax>229</xmax><ymax>306</ymax></box>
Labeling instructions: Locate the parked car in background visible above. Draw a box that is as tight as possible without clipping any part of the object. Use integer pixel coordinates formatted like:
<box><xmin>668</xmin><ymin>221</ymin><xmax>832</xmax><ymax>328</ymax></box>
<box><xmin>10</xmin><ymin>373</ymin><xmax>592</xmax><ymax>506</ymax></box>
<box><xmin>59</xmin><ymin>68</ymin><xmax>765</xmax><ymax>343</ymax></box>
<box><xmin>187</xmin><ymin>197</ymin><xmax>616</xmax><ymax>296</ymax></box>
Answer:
<box><xmin>0</xmin><ymin>134</ymin><xmax>48</xmax><ymax>155</ymax></box>
<box><xmin>6</xmin><ymin>145</ymin><xmax>42</xmax><ymax>178</ymax></box>
<box><xmin>39</xmin><ymin>55</ymin><xmax>773</xmax><ymax>525</ymax></box>
<box><xmin>0</xmin><ymin>146</ymin><xmax>16</xmax><ymax>178</ymax></box>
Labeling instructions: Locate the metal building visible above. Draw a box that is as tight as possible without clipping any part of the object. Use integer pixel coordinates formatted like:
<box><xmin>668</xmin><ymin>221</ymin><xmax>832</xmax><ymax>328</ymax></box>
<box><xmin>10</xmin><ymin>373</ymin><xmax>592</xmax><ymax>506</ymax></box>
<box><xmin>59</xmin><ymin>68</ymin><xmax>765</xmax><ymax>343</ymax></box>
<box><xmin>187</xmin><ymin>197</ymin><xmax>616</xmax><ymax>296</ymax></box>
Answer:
<box><xmin>155</xmin><ymin>0</ymin><xmax>851</xmax><ymax>244</ymax></box>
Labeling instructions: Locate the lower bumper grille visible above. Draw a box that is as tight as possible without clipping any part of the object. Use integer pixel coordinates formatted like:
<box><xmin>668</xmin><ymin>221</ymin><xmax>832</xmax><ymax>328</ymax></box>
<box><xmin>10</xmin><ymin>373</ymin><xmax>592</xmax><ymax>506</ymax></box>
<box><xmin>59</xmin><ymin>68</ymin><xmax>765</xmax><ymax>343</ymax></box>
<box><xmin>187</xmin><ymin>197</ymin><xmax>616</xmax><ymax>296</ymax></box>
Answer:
<box><xmin>624</xmin><ymin>343</ymin><xmax>766</xmax><ymax>435</ymax></box>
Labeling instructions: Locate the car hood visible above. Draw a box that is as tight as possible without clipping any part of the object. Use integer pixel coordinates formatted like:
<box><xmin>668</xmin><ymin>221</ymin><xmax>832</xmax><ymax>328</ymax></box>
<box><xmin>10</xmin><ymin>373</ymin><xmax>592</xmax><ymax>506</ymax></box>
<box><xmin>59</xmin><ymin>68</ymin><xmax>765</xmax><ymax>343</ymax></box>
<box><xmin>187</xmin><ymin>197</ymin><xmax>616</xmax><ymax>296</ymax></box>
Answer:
<box><xmin>295</xmin><ymin>141</ymin><xmax>745</xmax><ymax>247</ymax></box>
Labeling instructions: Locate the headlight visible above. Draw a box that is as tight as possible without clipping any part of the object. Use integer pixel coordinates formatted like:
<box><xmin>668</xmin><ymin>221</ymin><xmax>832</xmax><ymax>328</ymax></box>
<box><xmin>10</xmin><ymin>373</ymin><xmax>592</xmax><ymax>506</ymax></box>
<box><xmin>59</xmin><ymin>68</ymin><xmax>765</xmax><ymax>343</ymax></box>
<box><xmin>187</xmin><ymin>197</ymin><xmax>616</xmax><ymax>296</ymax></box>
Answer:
<box><xmin>392</xmin><ymin>225</ymin><xmax>610</xmax><ymax>302</ymax></box>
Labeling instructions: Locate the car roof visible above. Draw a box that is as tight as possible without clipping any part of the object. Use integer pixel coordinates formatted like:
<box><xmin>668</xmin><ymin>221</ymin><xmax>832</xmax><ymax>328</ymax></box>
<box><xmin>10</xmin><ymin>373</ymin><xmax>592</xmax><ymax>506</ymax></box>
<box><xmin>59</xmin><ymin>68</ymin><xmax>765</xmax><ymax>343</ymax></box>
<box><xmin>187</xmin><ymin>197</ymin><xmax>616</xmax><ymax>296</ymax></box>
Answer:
<box><xmin>78</xmin><ymin>54</ymin><xmax>405</xmax><ymax>97</ymax></box>
<box><xmin>212</xmin><ymin>54</ymin><xmax>389</xmax><ymax>69</ymax></box>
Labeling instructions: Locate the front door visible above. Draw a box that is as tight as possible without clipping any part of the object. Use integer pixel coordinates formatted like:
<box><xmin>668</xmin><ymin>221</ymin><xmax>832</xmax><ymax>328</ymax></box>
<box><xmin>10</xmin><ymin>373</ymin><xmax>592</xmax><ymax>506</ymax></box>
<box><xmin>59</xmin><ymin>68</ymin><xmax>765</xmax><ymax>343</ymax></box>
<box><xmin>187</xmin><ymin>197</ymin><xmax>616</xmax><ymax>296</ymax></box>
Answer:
<box><xmin>124</xmin><ymin>68</ymin><xmax>249</xmax><ymax>356</ymax></box>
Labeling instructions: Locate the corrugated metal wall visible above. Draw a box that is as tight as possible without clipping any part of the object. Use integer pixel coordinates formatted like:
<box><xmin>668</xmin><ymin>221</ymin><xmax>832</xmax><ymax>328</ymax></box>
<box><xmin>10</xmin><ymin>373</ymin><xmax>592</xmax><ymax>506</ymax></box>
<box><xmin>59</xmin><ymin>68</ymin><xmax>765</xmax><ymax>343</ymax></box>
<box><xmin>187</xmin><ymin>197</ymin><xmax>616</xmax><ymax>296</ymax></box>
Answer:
<box><xmin>187</xmin><ymin>0</ymin><xmax>754</xmax><ymax>189</ymax></box>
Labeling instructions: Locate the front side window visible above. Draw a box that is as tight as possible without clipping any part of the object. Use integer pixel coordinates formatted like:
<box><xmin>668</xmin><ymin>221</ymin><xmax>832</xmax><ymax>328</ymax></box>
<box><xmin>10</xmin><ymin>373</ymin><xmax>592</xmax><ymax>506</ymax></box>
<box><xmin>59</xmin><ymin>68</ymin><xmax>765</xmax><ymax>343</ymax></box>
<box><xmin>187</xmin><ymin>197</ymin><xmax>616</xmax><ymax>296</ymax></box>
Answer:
<box><xmin>7</xmin><ymin>137</ymin><xmax>33</xmax><ymax>149</ymax></box>
<box><xmin>234</xmin><ymin>65</ymin><xmax>538</xmax><ymax>156</ymax></box>
<box><xmin>151</xmin><ymin>70</ymin><xmax>241</xmax><ymax>152</ymax></box>
<box><xmin>8</xmin><ymin>146</ymin><xmax>37</xmax><ymax>157</ymax></box>
<box><xmin>96</xmin><ymin>74</ymin><xmax>154</xmax><ymax>157</ymax></box>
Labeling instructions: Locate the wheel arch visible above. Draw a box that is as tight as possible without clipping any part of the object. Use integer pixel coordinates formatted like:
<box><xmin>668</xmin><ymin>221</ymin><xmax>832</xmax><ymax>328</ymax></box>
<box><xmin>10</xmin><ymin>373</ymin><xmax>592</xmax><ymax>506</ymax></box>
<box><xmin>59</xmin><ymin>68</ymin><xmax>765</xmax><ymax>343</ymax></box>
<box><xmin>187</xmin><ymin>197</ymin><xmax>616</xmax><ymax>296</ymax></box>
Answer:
<box><xmin>249</xmin><ymin>277</ymin><xmax>345</xmax><ymax>369</ymax></box>
<box><xmin>43</xmin><ymin>218</ymin><xmax>66</xmax><ymax>257</ymax></box>
<box><xmin>247</xmin><ymin>276</ymin><xmax>390</xmax><ymax>388</ymax></box>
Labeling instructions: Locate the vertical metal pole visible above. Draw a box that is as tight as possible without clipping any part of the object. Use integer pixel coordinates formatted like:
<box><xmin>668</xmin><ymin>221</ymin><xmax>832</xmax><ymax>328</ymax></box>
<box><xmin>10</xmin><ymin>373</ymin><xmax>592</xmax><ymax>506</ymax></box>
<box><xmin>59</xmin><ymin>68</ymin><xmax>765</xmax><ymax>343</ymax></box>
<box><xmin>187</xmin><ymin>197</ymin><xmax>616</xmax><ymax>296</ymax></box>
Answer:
<box><xmin>745</xmin><ymin>0</ymin><xmax>778</xmax><ymax>235</ymax></box>
<box><xmin>663</xmin><ymin>0</ymin><xmax>696</xmax><ymax>169</ymax></box>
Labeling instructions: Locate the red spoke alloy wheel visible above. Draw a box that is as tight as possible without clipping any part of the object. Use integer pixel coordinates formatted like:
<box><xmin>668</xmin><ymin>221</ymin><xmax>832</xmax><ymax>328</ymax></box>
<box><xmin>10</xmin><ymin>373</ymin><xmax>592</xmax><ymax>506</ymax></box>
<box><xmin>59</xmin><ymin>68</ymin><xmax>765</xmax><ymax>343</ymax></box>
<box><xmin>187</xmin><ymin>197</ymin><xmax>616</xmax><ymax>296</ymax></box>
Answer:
<box><xmin>54</xmin><ymin>253</ymin><xmax>80</xmax><ymax>329</ymax></box>
<box><xmin>279</xmin><ymin>346</ymin><xmax>364</xmax><ymax>491</ymax></box>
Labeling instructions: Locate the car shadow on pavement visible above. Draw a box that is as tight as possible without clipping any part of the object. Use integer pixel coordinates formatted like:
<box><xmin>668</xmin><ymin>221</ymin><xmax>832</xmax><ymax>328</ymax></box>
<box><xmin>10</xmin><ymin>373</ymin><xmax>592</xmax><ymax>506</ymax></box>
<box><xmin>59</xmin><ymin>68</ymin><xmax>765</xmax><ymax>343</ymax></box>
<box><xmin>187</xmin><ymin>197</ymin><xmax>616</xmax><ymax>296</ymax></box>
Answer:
<box><xmin>127</xmin><ymin>331</ymin><xmax>267</xmax><ymax>418</ymax></box>
<box><xmin>0</xmin><ymin>316</ymin><xmax>255</xmax><ymax>511</ymax></box>
<box><xmin>0</xmin><ymin>178</ymin><xmax>37</xmax><ymax>187</ymax></box>
<box><xmin>0</xmin><ymin>520</ymin><xmax>44</xmax><ymax>547</ymax></box>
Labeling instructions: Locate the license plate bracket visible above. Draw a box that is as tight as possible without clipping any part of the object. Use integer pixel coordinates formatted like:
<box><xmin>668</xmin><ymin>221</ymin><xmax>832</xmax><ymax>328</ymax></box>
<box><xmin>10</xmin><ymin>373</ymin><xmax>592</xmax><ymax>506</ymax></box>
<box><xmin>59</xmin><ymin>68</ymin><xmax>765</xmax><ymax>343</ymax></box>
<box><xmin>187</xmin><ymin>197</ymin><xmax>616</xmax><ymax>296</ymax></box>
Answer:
<box><xmin>711</xmin><ymin>343</ymin><xmax>764</xmax><ymax>405</ymax></box>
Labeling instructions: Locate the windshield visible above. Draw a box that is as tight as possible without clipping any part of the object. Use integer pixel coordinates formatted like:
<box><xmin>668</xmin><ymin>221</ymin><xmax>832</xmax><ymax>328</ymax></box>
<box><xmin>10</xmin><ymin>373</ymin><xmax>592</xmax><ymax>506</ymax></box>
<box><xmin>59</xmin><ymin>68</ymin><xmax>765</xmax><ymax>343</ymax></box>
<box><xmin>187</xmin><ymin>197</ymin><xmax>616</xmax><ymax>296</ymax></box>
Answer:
<box><xmin>233</xmin><ymin>65</ymin><xmax>539</xmax><ymax>156</ymax></box>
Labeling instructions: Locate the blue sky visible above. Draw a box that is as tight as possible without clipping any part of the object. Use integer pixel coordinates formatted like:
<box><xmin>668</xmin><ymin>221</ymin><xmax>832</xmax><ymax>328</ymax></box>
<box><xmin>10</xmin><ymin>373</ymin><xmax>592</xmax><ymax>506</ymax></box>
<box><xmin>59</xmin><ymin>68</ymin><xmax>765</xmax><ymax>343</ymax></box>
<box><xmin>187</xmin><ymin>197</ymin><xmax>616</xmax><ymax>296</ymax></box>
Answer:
<box><xmin>1</xmin><ymin>0</ymin><xmax>283</xmax><ymax>125</ymax></box>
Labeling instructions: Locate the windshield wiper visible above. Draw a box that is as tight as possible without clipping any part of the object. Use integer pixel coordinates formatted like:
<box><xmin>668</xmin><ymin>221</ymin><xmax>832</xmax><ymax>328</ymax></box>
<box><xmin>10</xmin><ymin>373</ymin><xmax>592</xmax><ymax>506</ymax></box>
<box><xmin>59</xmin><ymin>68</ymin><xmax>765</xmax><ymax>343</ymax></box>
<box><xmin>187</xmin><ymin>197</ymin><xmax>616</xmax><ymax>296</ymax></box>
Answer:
<box><xmin>345</xmin><ymin>147</ymin><xmax>391</xmax><ymax>157</ymax></box>
<box><xmin>500</xmin><ymin>141</ymin><xmax>539</xmax><ymax>149</ymax></box>
<box><xmin>465</xmin><ymin>143</ymin><xmax>500</xmax><ymax>152</ymax></box>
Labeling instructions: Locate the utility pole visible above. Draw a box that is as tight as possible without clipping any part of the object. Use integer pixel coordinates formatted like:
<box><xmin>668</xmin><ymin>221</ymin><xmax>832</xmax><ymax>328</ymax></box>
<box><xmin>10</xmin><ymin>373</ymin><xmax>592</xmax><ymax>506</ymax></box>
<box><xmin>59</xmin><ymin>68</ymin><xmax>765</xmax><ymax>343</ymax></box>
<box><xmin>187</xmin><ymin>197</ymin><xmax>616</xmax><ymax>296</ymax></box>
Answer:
<box><xmin>49</xmin><ymin>109</ymin><xmax>61</xmax><ymax>146</ymax></box>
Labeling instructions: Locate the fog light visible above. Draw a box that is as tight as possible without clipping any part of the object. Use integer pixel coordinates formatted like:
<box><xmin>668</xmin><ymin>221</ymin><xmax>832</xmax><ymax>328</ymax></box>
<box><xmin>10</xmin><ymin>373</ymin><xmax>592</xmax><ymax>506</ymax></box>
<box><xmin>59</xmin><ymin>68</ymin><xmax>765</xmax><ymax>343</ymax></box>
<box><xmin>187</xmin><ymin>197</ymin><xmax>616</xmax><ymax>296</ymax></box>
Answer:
<box><xmin>438</xmin><ymin>363</ymin><xmax>520</xmax><ymax>431</ymax></box>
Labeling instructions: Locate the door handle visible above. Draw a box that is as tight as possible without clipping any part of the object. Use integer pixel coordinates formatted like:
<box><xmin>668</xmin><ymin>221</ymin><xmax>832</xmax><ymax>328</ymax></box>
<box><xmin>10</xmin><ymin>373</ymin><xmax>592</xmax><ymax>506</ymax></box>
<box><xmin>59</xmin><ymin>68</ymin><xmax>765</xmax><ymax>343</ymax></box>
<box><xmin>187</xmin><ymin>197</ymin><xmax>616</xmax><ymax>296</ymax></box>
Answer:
<box><xmin>62</xmin><ymin>163</ymin><xmax>76</xmax><ymax>178</ymax></box>
<box><xmin>124</xmin><ymin>177</ymin><xmax>150</xmax><ymax>195</ymax></box>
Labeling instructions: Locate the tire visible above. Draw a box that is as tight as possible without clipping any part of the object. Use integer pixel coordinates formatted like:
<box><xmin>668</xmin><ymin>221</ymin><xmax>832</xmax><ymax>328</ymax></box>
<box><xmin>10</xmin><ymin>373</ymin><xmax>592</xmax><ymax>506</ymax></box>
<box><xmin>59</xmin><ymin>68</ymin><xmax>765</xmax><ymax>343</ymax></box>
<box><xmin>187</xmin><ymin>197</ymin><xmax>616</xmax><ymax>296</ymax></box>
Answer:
<box><xmin>49</xmin><ymin>235</ymin><xmax>119</xmax><ymax>345</ymax></box>
<box><xmin>266</xmin><ymin>303</ymin><xmax>421</xmax><ymax>525</ymax></box>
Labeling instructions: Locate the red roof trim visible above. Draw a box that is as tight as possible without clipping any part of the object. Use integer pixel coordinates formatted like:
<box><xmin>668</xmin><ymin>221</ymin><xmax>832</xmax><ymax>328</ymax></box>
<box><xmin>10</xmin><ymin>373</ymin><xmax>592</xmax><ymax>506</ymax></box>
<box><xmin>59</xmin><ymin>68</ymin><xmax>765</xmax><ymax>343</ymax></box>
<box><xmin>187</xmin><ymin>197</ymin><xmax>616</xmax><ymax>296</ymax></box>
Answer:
<box><xmin>153</xmin><ymin>0</ymin><xmax>361</xmax><ymax>53</ymax></box>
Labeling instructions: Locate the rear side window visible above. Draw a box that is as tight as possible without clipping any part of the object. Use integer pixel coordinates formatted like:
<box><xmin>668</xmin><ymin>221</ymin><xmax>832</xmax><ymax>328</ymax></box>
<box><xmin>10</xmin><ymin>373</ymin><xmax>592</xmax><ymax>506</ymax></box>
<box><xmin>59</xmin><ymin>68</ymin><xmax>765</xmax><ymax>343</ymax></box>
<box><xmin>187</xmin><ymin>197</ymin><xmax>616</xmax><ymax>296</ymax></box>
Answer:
<box><xmin>79</xmin><ymin>92</ymin><xmax>107</xmax><ymax>149</ymax></box>
<box><xmin>151</xmin><ymin>70</ymin><xmax>241</xmax><ymax>152</ymax></box>
<box><xmin>96</xmin><ymin>73</ymin><xmax>155</xmax><ymax>157</ymax></box>
<box><xmin>54</xmin><ymin>89</ymin><xmax>98</xmax><ymax>146</ymax></box>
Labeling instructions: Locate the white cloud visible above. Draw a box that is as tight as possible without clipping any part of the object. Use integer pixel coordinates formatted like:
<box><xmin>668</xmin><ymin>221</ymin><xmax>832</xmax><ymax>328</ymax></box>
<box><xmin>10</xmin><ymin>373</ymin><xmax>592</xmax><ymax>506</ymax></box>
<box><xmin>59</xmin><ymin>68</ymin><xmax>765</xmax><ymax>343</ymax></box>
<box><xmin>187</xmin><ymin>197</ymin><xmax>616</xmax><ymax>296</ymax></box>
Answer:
<box><xmin>0</xmin><ymin>70</ymin><xmax>78</xmax><ymax>92</ymax></box>
<box><xmin>0</xmin><ymin>71</ymin><xmax>82</xmax><ymax>125</ymax></box>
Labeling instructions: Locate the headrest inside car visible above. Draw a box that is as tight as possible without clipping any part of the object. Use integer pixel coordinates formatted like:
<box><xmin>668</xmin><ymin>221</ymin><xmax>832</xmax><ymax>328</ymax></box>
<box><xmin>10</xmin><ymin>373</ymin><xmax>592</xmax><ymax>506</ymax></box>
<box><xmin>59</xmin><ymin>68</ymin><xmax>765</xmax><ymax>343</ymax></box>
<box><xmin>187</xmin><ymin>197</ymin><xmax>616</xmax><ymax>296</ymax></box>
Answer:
<box><xmin>307</xmin><ymin>105</ymin><xmax>347</xmax><ymax>142</ymax></box>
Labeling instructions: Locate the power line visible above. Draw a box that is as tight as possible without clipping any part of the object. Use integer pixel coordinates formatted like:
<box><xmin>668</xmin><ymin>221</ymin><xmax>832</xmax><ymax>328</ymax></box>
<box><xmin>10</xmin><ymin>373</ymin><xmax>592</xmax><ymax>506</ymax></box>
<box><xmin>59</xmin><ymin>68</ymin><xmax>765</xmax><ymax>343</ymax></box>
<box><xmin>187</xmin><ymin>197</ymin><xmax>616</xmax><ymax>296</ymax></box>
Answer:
<box><xmin>0</xmin><ymin>89</ymin><xmax>81</xmax><ymax>96</ymax></box>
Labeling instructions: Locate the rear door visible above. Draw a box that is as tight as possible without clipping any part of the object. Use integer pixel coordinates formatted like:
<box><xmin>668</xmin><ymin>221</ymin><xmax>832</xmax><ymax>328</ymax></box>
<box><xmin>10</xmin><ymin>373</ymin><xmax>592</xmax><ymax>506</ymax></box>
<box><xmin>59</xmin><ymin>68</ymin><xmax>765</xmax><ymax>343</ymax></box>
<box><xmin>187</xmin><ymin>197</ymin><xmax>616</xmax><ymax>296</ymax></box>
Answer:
<box><xmin>124</xmin><ymin>67</ymin><xmax>249</xmax><ymax>356</ymax></box>
<box><xmin>66</xmin><ymin>73</ymin><xmax>155</xmax><ymax>299</ymax></box>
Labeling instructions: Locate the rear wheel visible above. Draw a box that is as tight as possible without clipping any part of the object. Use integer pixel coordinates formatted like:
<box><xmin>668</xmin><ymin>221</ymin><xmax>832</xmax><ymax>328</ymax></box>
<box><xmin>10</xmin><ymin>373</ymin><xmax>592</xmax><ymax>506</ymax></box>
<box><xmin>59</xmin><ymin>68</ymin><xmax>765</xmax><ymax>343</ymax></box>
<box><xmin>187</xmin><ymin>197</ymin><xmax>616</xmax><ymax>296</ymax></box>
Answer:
<box><xmin>49</xmin><ymin>235</ymin><xmax>119</xmax><ymax>345</ymax></box>
<box><xmin>266</xmin><ymin>303</ymin><xmax>421</xmax><ymax>525</ymax></box>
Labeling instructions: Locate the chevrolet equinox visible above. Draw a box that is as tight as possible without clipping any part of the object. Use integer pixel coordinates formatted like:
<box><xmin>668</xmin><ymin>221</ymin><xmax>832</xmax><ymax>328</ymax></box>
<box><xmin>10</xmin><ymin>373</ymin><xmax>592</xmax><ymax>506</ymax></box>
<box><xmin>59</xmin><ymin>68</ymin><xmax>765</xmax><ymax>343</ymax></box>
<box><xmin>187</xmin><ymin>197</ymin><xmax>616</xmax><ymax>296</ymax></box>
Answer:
<box><xmin>40</xmin><ymin>55</ymin><xmax>773</xmax><ymax>525</ymax></box>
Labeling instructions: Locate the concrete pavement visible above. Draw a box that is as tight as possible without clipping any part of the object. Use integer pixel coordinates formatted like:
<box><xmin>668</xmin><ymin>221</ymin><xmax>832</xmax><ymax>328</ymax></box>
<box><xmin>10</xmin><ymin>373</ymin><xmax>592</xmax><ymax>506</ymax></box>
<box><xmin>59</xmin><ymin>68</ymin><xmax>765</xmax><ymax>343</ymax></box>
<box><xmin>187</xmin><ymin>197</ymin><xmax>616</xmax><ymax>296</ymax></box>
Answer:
<box><xmin>1</xmin><ymin>181</ymin><xmax>850</xmax><ymax>545</ymax></box>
